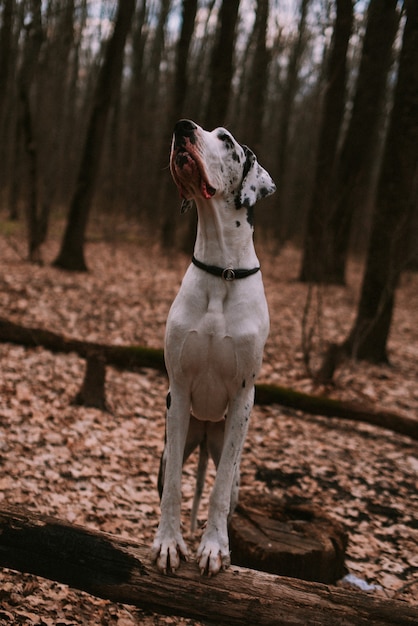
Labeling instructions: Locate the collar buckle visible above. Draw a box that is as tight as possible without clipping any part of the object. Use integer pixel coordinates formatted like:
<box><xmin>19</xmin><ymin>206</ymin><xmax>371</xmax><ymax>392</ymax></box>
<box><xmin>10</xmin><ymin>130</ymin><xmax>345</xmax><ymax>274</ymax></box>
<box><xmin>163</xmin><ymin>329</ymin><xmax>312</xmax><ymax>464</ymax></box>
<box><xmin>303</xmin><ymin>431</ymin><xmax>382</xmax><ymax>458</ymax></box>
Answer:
<box><xmin>222</xmin><ymin>267</ymin><xmax>235</xmax><ymax>281</ymax></box>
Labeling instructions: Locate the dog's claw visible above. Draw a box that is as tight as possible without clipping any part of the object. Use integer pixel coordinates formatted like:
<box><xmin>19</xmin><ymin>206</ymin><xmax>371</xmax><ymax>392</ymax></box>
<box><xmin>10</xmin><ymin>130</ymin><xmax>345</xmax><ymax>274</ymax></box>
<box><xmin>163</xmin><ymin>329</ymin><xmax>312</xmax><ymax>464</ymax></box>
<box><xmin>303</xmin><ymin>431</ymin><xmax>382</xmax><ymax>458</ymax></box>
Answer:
<box><xmin>152</xmin><ymin>534</ymin><xmax>188</xmax><ymax>574</ymax></box>
<box><xmin>197</xmin><ymin>531</ymin><xmax>230</xmax><ymax>576</ymax></box>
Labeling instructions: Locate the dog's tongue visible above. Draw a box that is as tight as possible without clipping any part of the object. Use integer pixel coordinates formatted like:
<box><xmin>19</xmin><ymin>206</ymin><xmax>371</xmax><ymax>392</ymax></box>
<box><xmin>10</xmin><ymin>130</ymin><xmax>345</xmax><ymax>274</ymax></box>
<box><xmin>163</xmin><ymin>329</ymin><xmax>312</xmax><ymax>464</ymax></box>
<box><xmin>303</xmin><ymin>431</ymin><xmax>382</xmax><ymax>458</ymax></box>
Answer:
<box><xmin>201</xmin><ymin>181</ymin><xmax>216</xmax><ymax>199</ymax></box>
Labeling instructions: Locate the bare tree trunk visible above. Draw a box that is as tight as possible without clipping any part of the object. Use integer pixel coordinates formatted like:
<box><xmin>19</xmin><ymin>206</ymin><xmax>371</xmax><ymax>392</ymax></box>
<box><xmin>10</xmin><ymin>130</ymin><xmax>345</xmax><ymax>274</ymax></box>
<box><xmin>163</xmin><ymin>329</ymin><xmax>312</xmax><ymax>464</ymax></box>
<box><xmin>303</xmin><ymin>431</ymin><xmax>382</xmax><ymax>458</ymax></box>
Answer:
<box><xmin>140</xmin><ymin>0</ymin><xmax>172</xmax><ymax>230</ymax></box>
<box><xmin>172</xmin><ymin>0</ymin><xmax>198</xmax><ymax>120</ymax></box>
<box><xmin>160</xmin><ymin>0</ymin><xmax>198</xmax><ymax>251</ymax></box>
<box><xmin>121</xmin><ymin>1</ymin><xmax>148</xmax><ymax>217</ymax></box>
<box><xmin>0</xmin><ymin>0</ymin><xmax>13</xmax><ymax>189</ymax></box>
<box><xmin>299</xmin><ymin>0</ymin><xmax>353</xmax><ymax>283</ymax></box>
<box><xmin>343</xmin><ymin>0</ymin><xmax>418</xmax><ymax>363</ymax></box>
<box><xmin>241</xmin><ymin>0</ymin><xmax>270</xmax><ymax>153</ymax></box>
<box><xmin>17</xmin><ymin>0</ymin><xmax>45</xmax><ymax>263</ymax></box>
<box><xmin>53</xmin><ymin>0</ymin><xmax>136</xmax><ymax>271</ymax></box>
<box><xmin>205</xmin><ymin>0</ymin><xmax>241</xmax><ymax>128</ymax></box>
<box><xmin>319</xmin><ymin>0</ymin><xmax>418</xmax><ymax>375</ymax></box>
<box><xmin>37</xmin><ymin>0</ymin><xmax>75</xmax><ymax>229</ymax></box>
<box><xmin>0</xmin><ymin>0</ymin><xmax>20</xmax><ymax>221</ymax></box>
<box><xmin>276</xmin><ymin>0</ymin><xmax>310</xmax><ymax>238</ymax></box>
<box><xmin>327</xmin><ymin>0</ymin><xmax>400</xmax><ymax>284</ymax></box>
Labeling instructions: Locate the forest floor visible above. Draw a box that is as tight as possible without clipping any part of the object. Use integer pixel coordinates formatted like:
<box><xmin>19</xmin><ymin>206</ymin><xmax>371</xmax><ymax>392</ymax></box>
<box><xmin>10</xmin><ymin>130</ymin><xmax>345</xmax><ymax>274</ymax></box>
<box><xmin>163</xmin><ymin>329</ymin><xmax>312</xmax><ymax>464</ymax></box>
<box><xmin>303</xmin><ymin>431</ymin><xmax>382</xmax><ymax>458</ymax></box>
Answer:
<box><xmin>0</xmin><ymin>227</ymin><xmax>417</xmax><ymax>625</ymax></box>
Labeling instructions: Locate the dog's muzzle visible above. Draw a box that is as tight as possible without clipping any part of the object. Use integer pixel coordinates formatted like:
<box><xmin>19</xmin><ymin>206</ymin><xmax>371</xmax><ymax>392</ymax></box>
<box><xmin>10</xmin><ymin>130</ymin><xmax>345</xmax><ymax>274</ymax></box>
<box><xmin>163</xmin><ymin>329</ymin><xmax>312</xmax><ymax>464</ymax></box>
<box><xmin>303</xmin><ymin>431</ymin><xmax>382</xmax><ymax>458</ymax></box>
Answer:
<box><xmin>174</xmin><ymin>119</ymin><xmax>197</xmax><ymax>148</ymax></box>
<box><xmin>171</xmin><ymin>121</ymin><xmax>217</xmax><ymax>200</ymax></box>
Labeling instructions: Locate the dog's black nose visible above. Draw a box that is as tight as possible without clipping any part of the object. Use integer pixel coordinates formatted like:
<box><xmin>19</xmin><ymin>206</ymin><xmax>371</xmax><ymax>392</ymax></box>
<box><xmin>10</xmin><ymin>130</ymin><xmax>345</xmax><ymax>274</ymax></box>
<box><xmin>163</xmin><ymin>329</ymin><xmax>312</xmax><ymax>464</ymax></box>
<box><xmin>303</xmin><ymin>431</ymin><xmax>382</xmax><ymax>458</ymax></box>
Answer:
<box><xmin>174</xmin><ymin>119</ymin><xmax>197</xmax><ymax>147</ymax></box>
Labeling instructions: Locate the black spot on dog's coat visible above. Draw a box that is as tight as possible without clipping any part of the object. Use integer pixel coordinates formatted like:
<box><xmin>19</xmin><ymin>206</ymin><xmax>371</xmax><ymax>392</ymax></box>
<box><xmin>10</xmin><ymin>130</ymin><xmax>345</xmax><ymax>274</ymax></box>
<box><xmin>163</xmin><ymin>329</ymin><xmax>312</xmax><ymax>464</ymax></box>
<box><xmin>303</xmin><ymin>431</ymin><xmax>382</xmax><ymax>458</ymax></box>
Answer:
<box><xmin>246</xmin><ymin>206</ymin><xmax>254</xmax><ymax>226</ymax></box>
<box><xmin>217</xmin><ymin>132</ymin><xmax>235</xmax><ymax>150</ymax></box>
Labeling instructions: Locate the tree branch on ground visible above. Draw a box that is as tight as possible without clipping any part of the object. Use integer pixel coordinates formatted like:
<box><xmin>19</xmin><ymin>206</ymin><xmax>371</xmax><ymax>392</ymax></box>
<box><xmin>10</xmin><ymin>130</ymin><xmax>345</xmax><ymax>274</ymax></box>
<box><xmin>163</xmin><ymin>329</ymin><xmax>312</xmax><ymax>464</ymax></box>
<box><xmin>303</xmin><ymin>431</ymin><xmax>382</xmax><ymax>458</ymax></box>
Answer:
<box><xmin>0</xmin><ymin>316</ymin><xmax>416</xmax><ymax>440</ymax></box>
<box><xmin>0</xmin><ymin>506</ymin><xmax>417</xmax><ymax>626</ymax></box>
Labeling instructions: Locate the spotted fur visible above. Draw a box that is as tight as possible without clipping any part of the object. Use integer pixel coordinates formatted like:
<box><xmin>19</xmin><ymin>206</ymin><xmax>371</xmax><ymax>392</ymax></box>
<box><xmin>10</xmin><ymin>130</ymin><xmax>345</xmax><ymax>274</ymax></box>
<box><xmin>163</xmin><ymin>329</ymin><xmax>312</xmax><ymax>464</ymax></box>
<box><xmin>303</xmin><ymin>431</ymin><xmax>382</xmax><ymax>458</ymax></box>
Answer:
<box><xmin>153</xmin><ymin>120</ymin><xmax>276</xmax><ymax>577</ymax></box>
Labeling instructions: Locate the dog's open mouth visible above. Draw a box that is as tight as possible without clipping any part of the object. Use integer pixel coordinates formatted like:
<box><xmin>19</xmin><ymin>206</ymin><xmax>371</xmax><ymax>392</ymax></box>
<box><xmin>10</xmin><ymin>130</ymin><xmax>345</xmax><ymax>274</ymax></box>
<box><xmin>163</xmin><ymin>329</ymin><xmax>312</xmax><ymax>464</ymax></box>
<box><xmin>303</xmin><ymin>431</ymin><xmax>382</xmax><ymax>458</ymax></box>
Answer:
<box><xmin>172</xmin><ymin>149</ymin><xmax>216</xmax><ymax>200</ymax></box>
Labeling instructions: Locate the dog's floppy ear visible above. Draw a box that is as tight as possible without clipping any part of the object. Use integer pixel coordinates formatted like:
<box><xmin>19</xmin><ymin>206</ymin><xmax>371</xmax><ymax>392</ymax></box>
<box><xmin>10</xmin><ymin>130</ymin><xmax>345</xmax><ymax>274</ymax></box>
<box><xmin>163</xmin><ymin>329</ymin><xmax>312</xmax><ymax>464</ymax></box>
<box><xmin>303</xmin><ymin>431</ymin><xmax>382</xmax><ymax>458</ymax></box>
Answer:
<box><xmin>237</xmin><ymin>146</ymin><xmax>276</xmax><ymax>209</ymax></box>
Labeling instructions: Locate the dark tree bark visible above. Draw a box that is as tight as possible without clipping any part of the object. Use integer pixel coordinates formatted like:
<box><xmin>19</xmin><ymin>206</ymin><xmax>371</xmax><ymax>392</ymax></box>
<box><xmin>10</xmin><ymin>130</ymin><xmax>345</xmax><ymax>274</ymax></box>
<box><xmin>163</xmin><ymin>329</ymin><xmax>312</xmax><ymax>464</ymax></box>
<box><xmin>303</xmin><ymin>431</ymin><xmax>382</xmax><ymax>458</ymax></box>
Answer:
<box><xmin>0</xmin><ymin>0</ymin><xmax>13</xmax><ymax>140</ymax></box>
<box><xmin>124</xmin><ymin>1</ymin><xmax>148</xmax><ymax>216</ymax></box>
<box><xmin>17</xmin><ymin>0</ymin><xmax>46</xmax><ymax>263</ymax></box>
<box><xmin>327</xmin><ymin>0</ymin><xmax>400</xmax><ymax>284</ymax></box>
<box><xmin>205</xmin><ymin>0</ymin><xmax>241</xmax><ymax>128</ymax></box>
<box><xmin>37</xmin><ymin>0</ymin><xmax>75</xmax><ymax>231</ymax></box>
<box><xmin>276</xmin><ymin>0</ymin><xmax>310</xmax><ymax>218</ymax></box>
<box><xmin>1</xmin><ymin>507</ymin><xmax>417</xmax><ymax>625</ymax></box>
<box><xmin>241</xmin><ymin>0</ymin><xmax>270</xmax><ymax>153</ymax></box>
<box><xmin>299</xmin><ymin>0</ymin><xmax>354</xmax><ymax>283</ymax></box>
<box><xmin>173</xmin><ymin>0</ymin><xmax>198</xmax><ymax>120</ymax></box>
<box><xmin>147</xmin><ymin>0</ymin><xmax>171</xmax><ymax>105</ymax></box>
<box><xmin>160</xmin><ymin>0</ymin><xmax>198</xmax><ymax>251</ymax></box>
<box><xmin>319</xmin><ymin>0</ymin><xmax>418</xmax><ymax>373</ymax></box>
<box><xmin>229</xmin><ymin>493</ymin><xmax>348</xmax><ymax>584</ymax></box>
<box><xmin>342</xmin><ymin>0</ymin><xmax>418</xmax><ymax>363</ymax></box>
<box><xmin>1</xmin><ymin>0</ymin><xmax>19</xmax><ymax>220</ymax></box>
<box><xmin>53</xmin><ymin>0</ymin><xmax>136</xmax><ymax>271</ymax></box>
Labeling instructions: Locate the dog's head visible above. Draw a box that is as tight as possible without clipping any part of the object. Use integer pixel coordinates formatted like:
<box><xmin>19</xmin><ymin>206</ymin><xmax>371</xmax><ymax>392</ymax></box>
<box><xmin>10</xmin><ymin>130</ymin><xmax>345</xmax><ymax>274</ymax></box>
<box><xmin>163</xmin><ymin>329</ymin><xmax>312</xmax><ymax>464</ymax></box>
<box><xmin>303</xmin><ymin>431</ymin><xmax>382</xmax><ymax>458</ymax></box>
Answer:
<box><xmin>170</xmin><ymin>120</ymin><xmax>275</xmax><ymax>217</ymax></box>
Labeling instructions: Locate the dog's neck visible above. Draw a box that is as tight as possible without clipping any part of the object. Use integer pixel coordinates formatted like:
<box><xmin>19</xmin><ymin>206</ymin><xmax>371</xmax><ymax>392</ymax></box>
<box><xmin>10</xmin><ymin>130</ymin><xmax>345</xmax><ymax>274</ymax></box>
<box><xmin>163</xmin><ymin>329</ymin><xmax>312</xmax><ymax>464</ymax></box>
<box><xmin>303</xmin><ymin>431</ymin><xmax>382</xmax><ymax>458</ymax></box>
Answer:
<box><xmin>193</xmin><ymin>197</ymin><xmax>259</xmax><ymax>269</ymax></box>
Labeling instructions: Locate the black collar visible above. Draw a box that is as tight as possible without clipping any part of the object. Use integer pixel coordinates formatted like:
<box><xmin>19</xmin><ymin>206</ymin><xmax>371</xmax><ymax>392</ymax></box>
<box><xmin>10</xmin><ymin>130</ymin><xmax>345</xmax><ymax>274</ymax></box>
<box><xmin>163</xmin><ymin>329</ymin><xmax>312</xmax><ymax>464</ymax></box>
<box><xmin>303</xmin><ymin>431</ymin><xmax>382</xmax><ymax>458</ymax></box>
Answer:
<box><xmin>192</xmin><ymin>255</ymin><xmax>260</xmax><ymax>281</ymax></box>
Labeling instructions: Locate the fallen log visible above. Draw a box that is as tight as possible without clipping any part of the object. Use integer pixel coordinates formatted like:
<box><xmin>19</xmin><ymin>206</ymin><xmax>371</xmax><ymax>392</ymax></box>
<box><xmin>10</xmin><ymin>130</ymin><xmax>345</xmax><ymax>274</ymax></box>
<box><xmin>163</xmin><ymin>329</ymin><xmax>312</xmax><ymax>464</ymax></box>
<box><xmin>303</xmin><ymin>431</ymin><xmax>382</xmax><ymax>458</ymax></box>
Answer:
<box><xmin>0</xmin><ymin>316</ymin><xmax>416</xmax><ymax>440</ymax></box>
<box><xmin>0</xmin><ymin>316</ymin><xmax>165</xmax><ymax>372</ymax></box>
<box><xmin>255</xmin><ymin>384</ymin><xmax>418</xmax><ymax>440</ymax></box>
<box><xmin>0</xmin><ymin>506</ymin><xmax>417</xmax><ymax>626</ymax></box>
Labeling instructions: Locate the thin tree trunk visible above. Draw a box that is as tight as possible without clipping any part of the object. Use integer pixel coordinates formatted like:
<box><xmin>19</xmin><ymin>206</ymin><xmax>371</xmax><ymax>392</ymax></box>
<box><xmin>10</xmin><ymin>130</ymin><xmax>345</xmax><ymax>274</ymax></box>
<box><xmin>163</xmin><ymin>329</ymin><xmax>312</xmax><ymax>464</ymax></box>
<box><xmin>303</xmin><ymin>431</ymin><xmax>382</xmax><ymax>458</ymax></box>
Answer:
<box><xmin>343</xmin><ymin>0</ymin><xmax>418</xmax><ymax>363</ymax></box>
<box><xmin>205</xmin><ymin>0</ymin><xmax>240</xmax><ymax>128</ymax></box>
<box><xmin>327</xmin><ymin>0</ymin><xmax>400</xmax><ymax>284</ymax></box>
<box><xmin>53</xmin><ymin>0</ymin><xmax>136</xmax><ymax>271</ymax></box>
<box><xmin>173</xmin><ymin>0</ymin><xmax>198</xmax><ymax>120</ymax></box>
<box><xmin>299</xmin><ymin>0</ymin><xmax>353</xmax><ymax>283</ymax></box>
<box><xmin>38</xmin><ymin>0</ymin><xmax>75</xmax><ymax>230</ymax></box>
<box><xmin>0</xmin><ymin>0</ymin><xmax>13</xmax><ymax>190</ymax></box>
<box><xmin>276</xmin><ymin>0</ymin><xmax>310</xmax><ymax>228</ymax></box>
<box><xmin>160</xmin><ymin>0</ymin><xmax>198</xmax><ymax>251</ymax></box>
<box><xmin>318</xmin><ymin>0</ymin><xmax>418</xmax><ymax>374</ymax></box>
<box><xmin>123</xmin><ymin>0</ymin><xmax>148</xmax><ymax>216</ymax></box>
<box><xmin>17</xmin><ymin>0</ymin><xmax>45</xmax><ymax>262</ymax></box>
<box><xmin>241</xmin><ymin>0</ymin><xmax>270</xmax><ymax>153</ymax></box>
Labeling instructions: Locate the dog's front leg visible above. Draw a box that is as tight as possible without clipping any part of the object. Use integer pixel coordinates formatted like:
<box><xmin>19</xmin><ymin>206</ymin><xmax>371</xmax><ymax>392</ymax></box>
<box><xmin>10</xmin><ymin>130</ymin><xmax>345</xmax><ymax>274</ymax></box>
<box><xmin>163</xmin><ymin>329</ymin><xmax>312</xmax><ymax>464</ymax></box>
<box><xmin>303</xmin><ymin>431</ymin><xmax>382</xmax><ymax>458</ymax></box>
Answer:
<box><xmin>197</xmin><ymin>387</ymin><xmax>254</xmax><ymax>576</ymax></box>
<box><xmin>152</xmin><ymin>387</ymin><xmax>190</xmax><ymax>573</ymax></box>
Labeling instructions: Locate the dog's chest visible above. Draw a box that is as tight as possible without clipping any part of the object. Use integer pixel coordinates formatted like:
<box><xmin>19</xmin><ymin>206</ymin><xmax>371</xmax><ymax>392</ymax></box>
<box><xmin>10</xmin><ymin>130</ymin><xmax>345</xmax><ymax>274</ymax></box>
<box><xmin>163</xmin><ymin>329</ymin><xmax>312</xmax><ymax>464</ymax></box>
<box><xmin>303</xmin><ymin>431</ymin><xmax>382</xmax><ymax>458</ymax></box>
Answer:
<box><xmin>165</xmin><ymin>271</ymin><xmax>269</xmax><ymax>387</ymax></box>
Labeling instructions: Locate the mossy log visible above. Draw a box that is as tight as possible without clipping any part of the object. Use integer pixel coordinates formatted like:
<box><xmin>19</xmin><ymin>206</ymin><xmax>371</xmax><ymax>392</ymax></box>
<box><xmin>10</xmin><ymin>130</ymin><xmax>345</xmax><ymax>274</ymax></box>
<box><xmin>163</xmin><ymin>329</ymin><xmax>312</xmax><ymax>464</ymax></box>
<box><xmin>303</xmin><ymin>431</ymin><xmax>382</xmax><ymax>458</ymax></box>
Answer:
<box><xmin>1</xmin><ymin>506</ymin><xmax>417</xmax><ymax>626</ymax></box>
<box><xmin>0</xmin><ymin>316</ymin><xmax>416</xmax><ymax>439</ymax></box>
<box><xmin>255</xmin><ymin>383</ymin><xmax>417</xmax><ymax>440</ymax></box>
<box><xmin>0</xmin><ymin>316</ymin><xmax>165</xmax><ymax>371</ymax></box>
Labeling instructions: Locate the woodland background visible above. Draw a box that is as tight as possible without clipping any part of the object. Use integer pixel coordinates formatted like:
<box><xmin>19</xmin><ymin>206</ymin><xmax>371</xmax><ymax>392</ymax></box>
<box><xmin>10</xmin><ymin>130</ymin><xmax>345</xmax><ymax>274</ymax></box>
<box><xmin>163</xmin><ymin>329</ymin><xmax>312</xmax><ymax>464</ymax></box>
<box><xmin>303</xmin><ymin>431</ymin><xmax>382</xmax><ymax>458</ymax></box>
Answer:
<box><xmin>0</xmin><ymin>0</ymin><xmax>417</xmax><ymax>624</ymax></box>
<box><xmin>0</xmin><ymin>0</ymin><xmax>417</xmax><ymax>362</ymax></box>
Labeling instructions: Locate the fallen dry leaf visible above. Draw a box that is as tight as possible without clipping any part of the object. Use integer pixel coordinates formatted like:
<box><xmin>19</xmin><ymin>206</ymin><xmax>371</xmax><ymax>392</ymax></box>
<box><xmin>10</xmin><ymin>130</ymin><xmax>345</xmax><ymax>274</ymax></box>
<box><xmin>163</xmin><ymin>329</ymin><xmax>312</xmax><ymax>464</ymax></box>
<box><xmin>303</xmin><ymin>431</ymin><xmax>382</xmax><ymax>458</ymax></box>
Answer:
<box><xmin>0</xmin><ymin>234</ymin><xmax>417</xmax><ymax>624</ymax></box>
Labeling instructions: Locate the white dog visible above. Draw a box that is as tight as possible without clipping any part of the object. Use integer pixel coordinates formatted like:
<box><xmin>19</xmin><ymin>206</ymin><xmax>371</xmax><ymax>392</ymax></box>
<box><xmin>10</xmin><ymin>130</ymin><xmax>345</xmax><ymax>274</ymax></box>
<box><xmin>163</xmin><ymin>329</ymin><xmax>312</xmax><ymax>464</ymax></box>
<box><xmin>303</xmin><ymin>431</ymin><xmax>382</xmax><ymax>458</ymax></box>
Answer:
<box><xmin>152</xmin><ymin>120</ymin><xmax>275</xmax><ymax>576</ymax></box>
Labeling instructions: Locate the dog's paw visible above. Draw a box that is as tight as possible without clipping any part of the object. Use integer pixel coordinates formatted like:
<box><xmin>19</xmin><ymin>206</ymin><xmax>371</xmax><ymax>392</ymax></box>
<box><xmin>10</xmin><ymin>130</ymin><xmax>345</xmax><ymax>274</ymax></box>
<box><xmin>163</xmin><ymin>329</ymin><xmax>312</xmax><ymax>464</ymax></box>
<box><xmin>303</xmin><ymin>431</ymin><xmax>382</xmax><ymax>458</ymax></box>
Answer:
<box><xmin>151</xmin><ymin>534</ymin><xmax>188</xmax><ymax>574</ymax></box>
<box><xmin>196</xmin><ymin>531</ymin><xmax>230</xmax><ymax>576</ymax></box>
